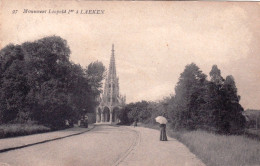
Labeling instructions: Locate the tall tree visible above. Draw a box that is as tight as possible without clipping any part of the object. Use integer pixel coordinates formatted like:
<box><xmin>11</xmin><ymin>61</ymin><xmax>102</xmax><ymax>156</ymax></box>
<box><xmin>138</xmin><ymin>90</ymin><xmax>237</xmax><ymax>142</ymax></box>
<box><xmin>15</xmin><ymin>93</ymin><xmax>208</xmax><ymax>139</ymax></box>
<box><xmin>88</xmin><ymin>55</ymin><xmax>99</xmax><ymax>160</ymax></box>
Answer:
<box><xmin>205</xmin><ymin>65</ymin><xmax>226</xmax><ymax>131</ymax></box>
<box><xmin>173</xmin><ymin>63</ymin><xmax>207</xmax><ymax>130</ymax></box>
<box><xmin>222</xmin><ymin>75</ymin><xmax>245</xmax><ymax>134</ymax></box>
<box><xmin>207</xmin><ymin>65</ymin><xmax>245</xmax><ymax>134</ymax></box>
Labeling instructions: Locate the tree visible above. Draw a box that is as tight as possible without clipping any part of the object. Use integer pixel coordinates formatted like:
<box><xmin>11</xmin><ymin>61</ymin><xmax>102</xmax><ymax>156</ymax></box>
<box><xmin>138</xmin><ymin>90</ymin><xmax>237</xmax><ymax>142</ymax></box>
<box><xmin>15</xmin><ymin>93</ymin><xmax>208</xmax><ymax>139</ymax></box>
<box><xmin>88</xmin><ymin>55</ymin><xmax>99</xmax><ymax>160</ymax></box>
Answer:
<box><xmin>119</xmin><ymin>101</ymin><xmax>152</xmax><ymax>124</ymax></box>
<box><xmin>127</xmin><ymin>107</ymin><xmax>139</xmax><ymax>123</ymax></box>
<box><xmin>148</xmin><ymin>98</ymin><xmax>173</xmax><ymax>125</ymax></box>
<box><xmin>66</xmin><ymin>63</ymin><xmax>96</xmax><ymax>118</ymax></box>
<box><xmin>118</xmin><ymin>106</ymin><xmax>131</xmax><ymax>125</ymax></box>
<box><xmin>0</xmin><ymin>44</ymin><xmax>29</xmax><ymax>123</ymax></box>
<box><xmin>0</xmin><ymin>36</ymin><xmax>104</xmax><ymax>129</ymax></box>
<box><xmin>222</xmin><ymin>75</ymin><xmax>245</xmax><ymax>134</ymax></box>
<box><xmin>86</xmin><ymin>61</ymin><xmax>106</xmax><ymax>97</ymax></box>
<box><xmin>205</xmin><ymin>65</ymin><xmax>226</xmax><ymax>132</ymax></box>
<box><xmin>206</xmin><ymin>65</ymin><xmax>245</xmax><ymax>134</ymax></box>
<box><xmin>172</xmin><ymin>63</ymin><xmax>208</xmax><ymax>130</ymax></box>
<box><xmin>21</xmin><ymin>36</ymin><xmax>73</xmax><ymax>128</ymax></box>
<box><xmin>209</xmin><ymin>65</ymin><xmax>224</xmax><ymax>86</ymax></box>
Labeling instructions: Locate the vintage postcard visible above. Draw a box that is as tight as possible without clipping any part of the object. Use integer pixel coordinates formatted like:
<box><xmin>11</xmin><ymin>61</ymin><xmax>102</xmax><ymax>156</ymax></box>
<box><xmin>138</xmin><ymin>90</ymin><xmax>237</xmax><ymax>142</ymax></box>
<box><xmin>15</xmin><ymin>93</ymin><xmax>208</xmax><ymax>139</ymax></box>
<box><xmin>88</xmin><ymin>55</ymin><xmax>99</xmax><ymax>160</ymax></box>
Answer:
<box><xmin>0</xmin><ymin>0</ymin><xmax>259</xmax><ymax>166</ymax></box>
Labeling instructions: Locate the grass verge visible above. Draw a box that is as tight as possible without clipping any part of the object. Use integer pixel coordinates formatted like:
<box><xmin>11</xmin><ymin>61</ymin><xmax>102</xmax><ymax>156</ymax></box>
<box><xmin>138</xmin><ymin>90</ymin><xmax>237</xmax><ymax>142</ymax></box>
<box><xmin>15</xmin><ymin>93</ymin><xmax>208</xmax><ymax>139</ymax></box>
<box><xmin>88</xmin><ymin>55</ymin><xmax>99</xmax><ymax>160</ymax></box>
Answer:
<box><xmin>140</xmin><ymin>123</ymin><xmax>260</xmax><ymax>166</ymax></box>
<box><xmin>0</xmin><ymin>124</ymin><xmax>51</xmax><ymax>139</ymax></box>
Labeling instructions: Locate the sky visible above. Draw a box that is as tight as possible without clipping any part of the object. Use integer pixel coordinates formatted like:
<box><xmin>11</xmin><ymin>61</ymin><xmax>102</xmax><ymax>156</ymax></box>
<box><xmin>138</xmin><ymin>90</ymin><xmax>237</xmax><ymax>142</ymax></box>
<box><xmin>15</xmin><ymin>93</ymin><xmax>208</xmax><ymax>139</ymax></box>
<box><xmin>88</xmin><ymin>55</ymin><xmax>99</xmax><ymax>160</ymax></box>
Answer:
<box><xmin>1</xmin><ymin>1</ymin><xmax>260</xmax><ymax>109</ymax></box>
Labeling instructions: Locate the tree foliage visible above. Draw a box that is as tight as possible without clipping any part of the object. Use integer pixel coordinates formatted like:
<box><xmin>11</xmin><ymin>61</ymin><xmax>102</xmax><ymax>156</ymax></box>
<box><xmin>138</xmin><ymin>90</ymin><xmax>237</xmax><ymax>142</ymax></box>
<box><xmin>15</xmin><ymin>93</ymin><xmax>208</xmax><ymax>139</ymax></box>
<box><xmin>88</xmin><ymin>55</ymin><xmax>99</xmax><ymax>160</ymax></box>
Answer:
<box><xmin>172</xmin><ymin>63</ymin><xmax>208</xmax><ymax>130</ymax></box>
<box><xmin>119</xmin><ymin>63</ymin><xmax>246</xmax><ymax>135</ymax></box>
<box><xmin>86</xmin><ymin>61</ymin><xmax>106</xmax><ymax>98</ymax></box>
<box><xmin>0</xmin><ymin>36</ymin><xmax>105</xmax><ymax>129</ymax></box>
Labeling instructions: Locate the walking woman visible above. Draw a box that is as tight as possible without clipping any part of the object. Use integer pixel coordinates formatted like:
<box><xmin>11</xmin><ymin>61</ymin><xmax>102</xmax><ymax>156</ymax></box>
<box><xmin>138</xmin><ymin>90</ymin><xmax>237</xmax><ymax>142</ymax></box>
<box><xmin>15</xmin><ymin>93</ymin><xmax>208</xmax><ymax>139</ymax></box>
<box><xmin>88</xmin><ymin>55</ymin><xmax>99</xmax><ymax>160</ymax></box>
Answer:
<box><xmin>155</xmin><ymin>116</ymin><xmax>168</xmax><ymax>141</ymax></box>
<box><xmin>159</xmin><ymin>124</ymin><xmax>167</xmax><ymax>141</ymax></box>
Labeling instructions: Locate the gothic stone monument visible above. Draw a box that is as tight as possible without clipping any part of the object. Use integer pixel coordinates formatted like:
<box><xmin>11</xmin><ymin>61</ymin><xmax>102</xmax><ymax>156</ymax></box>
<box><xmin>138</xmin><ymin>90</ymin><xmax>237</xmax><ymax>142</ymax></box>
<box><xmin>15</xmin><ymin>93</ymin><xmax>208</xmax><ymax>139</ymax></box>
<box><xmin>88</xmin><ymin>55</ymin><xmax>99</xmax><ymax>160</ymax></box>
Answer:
<box><xmin>96</xmin><ymin>44</ymin><xmax>125</xmax><ymax>124</ymax></box>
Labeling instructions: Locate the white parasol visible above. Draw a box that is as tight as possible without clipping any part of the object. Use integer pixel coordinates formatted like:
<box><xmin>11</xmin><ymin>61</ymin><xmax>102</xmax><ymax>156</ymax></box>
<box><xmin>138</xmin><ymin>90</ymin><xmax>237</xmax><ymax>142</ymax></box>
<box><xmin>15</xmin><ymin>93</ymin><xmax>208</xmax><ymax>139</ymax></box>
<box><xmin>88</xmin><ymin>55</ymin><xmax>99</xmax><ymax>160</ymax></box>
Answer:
<box><xmin>155</xmin><ymin>116</ymin><xmax>168</xmax><ymax>124</ymax></box>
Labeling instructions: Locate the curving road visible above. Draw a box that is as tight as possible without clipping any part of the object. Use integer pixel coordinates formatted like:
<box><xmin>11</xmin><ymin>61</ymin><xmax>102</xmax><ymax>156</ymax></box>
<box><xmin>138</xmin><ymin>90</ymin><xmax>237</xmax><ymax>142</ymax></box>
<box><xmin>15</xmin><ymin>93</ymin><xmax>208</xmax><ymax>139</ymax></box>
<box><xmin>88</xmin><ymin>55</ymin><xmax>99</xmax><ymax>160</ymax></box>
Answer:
<box><xmin>0</xmin><ymin>126</ymin><xmax>137</xmax><ymax>166</ymax></box>
<box><xmin>0</xmin><ymin>125</ymin><xmax>205</xmax><ymax>166</ymax></box>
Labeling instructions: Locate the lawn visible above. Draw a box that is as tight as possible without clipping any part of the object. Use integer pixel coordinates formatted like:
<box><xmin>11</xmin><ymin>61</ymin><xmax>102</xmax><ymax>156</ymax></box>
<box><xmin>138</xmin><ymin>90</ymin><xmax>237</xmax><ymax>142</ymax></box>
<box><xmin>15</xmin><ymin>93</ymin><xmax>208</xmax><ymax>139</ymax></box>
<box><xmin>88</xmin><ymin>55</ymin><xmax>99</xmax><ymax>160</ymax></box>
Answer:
<box><xmin>169</xmin><ymin>130</ymin><xmax>260</xmax><ymax>166</ymax></box>
<box><xmin>0</xmin><ymin>124</ymin><xmax>51</xmax><ymax>138</ymax></box>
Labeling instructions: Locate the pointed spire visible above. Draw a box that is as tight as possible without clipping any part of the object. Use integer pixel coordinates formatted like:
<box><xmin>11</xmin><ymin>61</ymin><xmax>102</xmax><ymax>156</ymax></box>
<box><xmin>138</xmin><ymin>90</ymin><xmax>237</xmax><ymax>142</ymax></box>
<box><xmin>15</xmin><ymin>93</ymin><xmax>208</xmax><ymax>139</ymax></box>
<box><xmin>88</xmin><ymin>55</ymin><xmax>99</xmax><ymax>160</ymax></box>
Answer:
<box><xmin>112</xmin><ymin>44</ymin><xmax>115</xmax><ymax>54</ymax></box>
<box><xmin>99</xmin><ymin>44</ymin><xmax>124</xmax><ymax>108</ymax></box>
<box><xmin>111</xmin><ymin>44</ymin><xmax>115</xmax><ymax>65</ymax></box>
<box><xmin>109</xmin><ymin>44</ymin><xmax>116</xmax><ymax>77</ymax></box>
<box><xmin>110</xmin><ymin>44</ymin><xmax>115</xmax><ymax>62</ymax></box>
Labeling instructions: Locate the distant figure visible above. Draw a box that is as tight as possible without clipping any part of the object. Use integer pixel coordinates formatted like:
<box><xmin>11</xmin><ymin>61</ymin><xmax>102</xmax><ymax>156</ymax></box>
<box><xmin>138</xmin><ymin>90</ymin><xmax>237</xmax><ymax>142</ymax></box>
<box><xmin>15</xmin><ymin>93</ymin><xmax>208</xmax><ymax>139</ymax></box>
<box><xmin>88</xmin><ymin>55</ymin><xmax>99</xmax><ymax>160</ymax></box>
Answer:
<box><xmin>80</xmin><ymin>117</ymin><xmax>84</xmax><ymax>127</ymax></box>
<box><xmin>133</xmin><ymin>119</ymin><xmax>137</xmax><ymax>128</ymax></box>
<box><xmin>160</xmin><ymin>124</ymin><xmax>167</xmax><ymax>141</ymax></box>
<box><xmin>85</xmin><ymin>115</ymin><xmax>88</xmax><ymax>128</ymax></box>
<box><xmin>65</xmin><ymin>120</ymin><xmax>69</xmax><ymax>127</ymax></box>
<box><xmin>69</xmin><ymin>119</ymin><xmax>74</xmax><ymax>127</ymax></box>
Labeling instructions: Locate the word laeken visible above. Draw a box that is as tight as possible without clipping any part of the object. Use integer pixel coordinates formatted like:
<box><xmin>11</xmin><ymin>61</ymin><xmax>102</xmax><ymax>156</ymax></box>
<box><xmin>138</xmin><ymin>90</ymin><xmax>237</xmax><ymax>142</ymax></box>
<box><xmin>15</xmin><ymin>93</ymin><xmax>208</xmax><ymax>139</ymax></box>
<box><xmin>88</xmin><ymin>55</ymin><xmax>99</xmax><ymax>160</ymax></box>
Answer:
<box><xmin>79</xmin><ymin>10</ymin><xmax>105</xmax><ymax>14</ymax></box>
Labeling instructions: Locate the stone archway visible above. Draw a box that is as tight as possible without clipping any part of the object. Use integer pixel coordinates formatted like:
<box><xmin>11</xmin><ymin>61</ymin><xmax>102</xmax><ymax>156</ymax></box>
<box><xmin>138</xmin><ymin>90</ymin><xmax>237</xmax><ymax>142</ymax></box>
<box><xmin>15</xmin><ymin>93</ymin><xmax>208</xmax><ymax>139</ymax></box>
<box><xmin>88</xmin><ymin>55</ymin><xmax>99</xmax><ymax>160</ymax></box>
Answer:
<box><xmin>112</xmin><ymin>107</ymin><xmax>120</xmax><ymax>123</ymax></box>
<box><xmin>103</xmin><ymin>107</ymin><xmax>110</xmax><ymax>122</ymax></box>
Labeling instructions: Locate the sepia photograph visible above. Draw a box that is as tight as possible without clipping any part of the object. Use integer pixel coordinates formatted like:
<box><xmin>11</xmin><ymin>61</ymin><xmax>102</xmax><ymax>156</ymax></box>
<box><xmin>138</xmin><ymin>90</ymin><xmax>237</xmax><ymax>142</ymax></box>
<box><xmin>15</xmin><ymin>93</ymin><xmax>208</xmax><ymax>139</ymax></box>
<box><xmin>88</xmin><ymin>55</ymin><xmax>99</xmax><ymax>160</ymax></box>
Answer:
<box><xmin>0</xmin><ymin>0</ymin><xmax>259</xmax><ymax>166</ymax></box>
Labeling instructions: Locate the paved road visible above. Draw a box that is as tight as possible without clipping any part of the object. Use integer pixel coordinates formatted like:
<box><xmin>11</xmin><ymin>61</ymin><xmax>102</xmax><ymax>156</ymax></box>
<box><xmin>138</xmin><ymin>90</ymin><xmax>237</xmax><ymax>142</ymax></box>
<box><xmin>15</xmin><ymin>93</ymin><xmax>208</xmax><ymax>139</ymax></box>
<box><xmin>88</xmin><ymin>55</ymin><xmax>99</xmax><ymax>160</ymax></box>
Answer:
<box><xmin>0</xmin><ymin>125</ymin><xmax>205</xmax><ymax>166</ymax></box>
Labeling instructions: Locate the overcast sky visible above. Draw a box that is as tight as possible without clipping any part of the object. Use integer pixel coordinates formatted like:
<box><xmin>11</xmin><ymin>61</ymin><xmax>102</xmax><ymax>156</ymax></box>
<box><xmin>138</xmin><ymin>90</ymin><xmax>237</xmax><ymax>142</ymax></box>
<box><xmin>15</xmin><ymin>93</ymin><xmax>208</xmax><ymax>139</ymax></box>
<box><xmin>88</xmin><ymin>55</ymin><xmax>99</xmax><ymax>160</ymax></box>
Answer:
<box><xmin>1</xmin><ymin>1</ymin><xmax>260</xmax><ymax>109</ymax></box>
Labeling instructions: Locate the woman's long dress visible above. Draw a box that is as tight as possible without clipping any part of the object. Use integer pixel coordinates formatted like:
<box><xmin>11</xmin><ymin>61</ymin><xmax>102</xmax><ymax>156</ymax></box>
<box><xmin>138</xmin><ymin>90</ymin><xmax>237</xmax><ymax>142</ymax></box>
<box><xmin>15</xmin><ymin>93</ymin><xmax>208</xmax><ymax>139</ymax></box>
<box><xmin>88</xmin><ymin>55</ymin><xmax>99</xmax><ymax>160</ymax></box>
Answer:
<box><xmin>160</xmin><ymin>124</ymin><xmax>168</xmax><ymax>141</ymax></box>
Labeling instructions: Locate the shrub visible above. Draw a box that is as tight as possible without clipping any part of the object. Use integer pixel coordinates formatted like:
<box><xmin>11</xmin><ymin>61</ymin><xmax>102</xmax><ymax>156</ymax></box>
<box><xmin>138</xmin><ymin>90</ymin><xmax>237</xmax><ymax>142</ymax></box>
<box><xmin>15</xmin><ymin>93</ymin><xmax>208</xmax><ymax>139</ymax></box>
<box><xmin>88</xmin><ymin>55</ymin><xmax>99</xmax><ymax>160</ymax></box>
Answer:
<box><xmin>0</xmin><ymin>123</ymin><xmax>51</xmax><ymax>138</ymax></box>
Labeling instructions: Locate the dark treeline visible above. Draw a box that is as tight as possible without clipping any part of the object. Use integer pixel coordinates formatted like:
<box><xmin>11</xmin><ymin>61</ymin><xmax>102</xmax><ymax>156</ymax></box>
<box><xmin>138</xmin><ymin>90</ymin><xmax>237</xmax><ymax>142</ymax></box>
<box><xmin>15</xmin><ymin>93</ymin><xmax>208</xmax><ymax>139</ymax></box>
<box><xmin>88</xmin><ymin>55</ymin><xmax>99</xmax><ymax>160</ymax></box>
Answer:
<box><xmin>0</xmin><ymin>36</ymin><xmax>105</xmax><ymax>129</ymax></box>
<box><xmin>119</xmin><ymin>63</ymin><xmax>246</xmax><ymax>134</ymax></box>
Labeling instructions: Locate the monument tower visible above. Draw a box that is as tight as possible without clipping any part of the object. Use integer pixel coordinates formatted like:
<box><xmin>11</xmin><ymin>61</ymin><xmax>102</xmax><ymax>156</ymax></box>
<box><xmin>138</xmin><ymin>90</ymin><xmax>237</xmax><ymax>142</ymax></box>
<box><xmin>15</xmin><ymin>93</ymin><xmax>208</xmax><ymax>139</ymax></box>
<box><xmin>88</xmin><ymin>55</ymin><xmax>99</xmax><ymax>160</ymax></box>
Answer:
<box><xmin>96</xmin><ymin>44</ymin><xmax>125</xmax><ymax>124</ymax></box>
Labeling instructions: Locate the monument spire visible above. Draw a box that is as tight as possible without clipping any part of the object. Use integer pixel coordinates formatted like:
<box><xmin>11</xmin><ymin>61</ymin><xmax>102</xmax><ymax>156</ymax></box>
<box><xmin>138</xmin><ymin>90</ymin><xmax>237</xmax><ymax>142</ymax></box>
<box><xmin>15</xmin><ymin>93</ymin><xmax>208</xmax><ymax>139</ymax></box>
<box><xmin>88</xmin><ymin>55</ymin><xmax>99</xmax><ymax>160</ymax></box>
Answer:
<box><xmin>96</xmin><ymin>44</ymin><xmax>124</xmax><ymax>124</ymax></box>
<box><xmin>109</xmin><ymin>44</ymin><xmax>116</xmax><ymax>77</ymax></box>
<box><xmin>112</xmin><ymin>43</ymin><xmax>114</xmax><ymax>54</ymax></box>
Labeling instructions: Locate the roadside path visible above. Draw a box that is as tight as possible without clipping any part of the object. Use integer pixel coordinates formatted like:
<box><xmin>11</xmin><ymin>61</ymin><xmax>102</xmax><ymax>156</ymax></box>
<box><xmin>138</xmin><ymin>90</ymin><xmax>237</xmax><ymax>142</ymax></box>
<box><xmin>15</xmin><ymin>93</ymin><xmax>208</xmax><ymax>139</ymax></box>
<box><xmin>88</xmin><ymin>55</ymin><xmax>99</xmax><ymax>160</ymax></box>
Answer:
<box><xmin>117</xmin><ymin>126</ymin><xmax>205</xmax><ymax>166</ymax></box>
